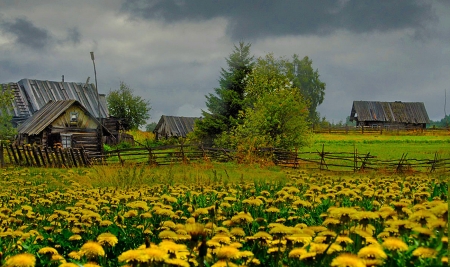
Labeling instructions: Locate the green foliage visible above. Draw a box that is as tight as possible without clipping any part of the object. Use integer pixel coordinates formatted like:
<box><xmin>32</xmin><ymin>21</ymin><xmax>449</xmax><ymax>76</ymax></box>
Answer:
<box><xmin>0</xmin><ymin>84</ymin><xmax>17</xmax><ymax>140</ymax></box>
<box><xmin>194</xmin><ymin>42</ymin><xmax>254</xmax><ymax>140</ymax></box>
<box><xmin>217</xmin><ymin>54</ymin><xmax>312</xmax><ymax>151</ymax></box>
<box><xmin>428</xmin><ymin>114</ymin><xmax>450</xmax><ymax>128</ymax></box>
<box><xmin>145</xmin><ymin>122</ymin><xmax>157</xmax><ymax>132</ymax></box>
<box><xmin>218</xmin><ymin>89</ymin><xmax>311</xmax><ymax>151</ymax></box>
<box><xmin>107</xmin><ymin>82</ymin><xmax>151</xmax><ymax>130</ymax></box>
<box><xmin>291</xmin><ymin>55</ymin><xmax>326</xmax><ymax>125</ymax></box>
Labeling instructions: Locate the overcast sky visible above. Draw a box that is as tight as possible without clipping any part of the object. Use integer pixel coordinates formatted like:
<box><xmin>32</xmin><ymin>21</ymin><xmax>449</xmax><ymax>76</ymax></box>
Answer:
<box><xmin>1</xmin><ymin>1</ymin><xmax>449</xmax><ymax>125</ymax></box>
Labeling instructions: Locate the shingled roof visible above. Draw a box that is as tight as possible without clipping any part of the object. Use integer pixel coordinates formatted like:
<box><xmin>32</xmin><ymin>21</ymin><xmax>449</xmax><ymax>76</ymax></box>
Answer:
<box><xmin>154</xmin><ymin>115</ymin><xmax>201</xmax><ymax>139</ymax></box>
<box><xmin>350</xmin><ymin>101</ymin><xmax>430</xmax><ymax>124</ymax></box>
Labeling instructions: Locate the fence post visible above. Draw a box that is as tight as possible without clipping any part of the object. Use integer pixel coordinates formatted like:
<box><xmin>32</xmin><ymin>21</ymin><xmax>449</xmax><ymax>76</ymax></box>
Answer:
<box><xmin>9</xmin><ymin>144</ymin><xmax>19</xmax><ymax>165</ymax></box>
<box><xmin>22</xmin><ymin>145</ymin><xmax>30</xmax><ymax>166</ymax></box>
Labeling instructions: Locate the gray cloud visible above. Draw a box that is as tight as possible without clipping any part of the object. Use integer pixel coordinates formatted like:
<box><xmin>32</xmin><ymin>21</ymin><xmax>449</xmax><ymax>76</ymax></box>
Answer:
<box><xmin>0</xmin><ymin>17</ymin><xmax>52</xmax><ymax>50</ymax></box>
<box><xmin>120</xmin><ymin>0</ymin><xmax>436</xmax><ymax>40</ymax></box>
<box><xmin>65</xmin><ymin>27</ymin><xmax>81</xmax><ymax>45</ymax></box>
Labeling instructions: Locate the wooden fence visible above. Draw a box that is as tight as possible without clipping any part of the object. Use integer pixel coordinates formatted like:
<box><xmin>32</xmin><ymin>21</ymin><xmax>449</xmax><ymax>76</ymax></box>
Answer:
<box><xmin>313</xmin><ymin>125</ymin><xmax>449</xmax><ymax>135</ymax></box>
<box><xmin>1</xmin><ymin>142</ymin><xmax>448</xmax><ymax>173</ymax></box>
<box><xmin>273</xmin><ymin>145</ymin><xmax>449</xmax><ymax>173</ymax></box>
<box><xmin>0</xmin><ymin>143</ymin><xmax>91</xmax><ymax>168</ymax></box>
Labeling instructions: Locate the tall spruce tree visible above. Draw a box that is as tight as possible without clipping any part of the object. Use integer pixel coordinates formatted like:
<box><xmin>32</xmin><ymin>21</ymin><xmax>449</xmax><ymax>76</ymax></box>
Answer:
<box><xmin>195</xmin><ymin>42</ymin><xmax>254</xmax><ymax>141</ymax></box>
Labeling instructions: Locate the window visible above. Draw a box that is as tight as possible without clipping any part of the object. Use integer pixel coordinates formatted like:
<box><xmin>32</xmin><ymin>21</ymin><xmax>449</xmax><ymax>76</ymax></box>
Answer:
<box><xmin>61</xmin><ymin>134</ymin><xmax>72</xmax><ymax>148</ymax></box>
<box><xmin>70</xmin><ymin>112</ymin><xmax>79</xmax><ymax>126</ymax></box>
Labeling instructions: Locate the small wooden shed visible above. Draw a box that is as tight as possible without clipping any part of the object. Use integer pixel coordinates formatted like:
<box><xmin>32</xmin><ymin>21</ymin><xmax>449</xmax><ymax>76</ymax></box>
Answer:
<box><xmin>154</xmin><ymin>115</ymin><xmax>201</xmax><ymax>140</ymax></box>
<box><xmin>349</xmin><ymin>101</ymin><xmax>430</xmax><ymax>128</ymax></box>
<box><xmin>16</xmin><ymin>100</ymin><xmax>111</xmax><ymax>155</ymax></box>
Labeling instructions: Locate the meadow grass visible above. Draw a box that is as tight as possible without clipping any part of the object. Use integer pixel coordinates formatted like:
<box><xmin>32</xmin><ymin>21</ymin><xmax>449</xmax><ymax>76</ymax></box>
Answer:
<box><xmin>306</xmin><ymin>133</ymin><xmax>450</xmax><ymax>160</ymax></box>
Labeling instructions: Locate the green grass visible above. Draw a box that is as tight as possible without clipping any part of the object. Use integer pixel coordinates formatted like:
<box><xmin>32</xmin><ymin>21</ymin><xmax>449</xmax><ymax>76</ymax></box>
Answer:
<box><xmin>305</xmin><ymin>133</ymin><xmax>450</xmax><ymax>160</ymax></box>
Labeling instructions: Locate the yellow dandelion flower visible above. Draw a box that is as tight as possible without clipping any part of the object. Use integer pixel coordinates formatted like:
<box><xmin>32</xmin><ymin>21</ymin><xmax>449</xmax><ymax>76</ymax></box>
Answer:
<box><xmin>310</xmin><ymin>243</ymin><xmax>342</xmax><ymax>254</ymax></box>
<box><xmin>269</xmin><ymin>225</ymin><xmax>292</xmax><ymax>236</ymax></box>
<box><xmin>335</xmin><ymin>235</ymin><xmax>354</xmax><ymax>246</ymax></box>
<box><xmin>331</xmin><ymin>253</ymin><xmax>365</xmax><ymax>267</ymax></box>
<box><xmin>67</xmin><ymin>251</ymin><xmax>80</xmax><ymax>260</ymax></box>
<box><xmin>37</xmin><ymin>247</ymin><xmax>58</xmax><ymax>255</ymax></box>
<box><xmin>164</xmin><ymin>258</ymin><xmax>190</xmax><ymax>267</ymax></box>
<box><xmin>286</xmin><ymin>233</ymin><xmax>313</xmax><ymax>245</ymax></box>
<box><xmin>99</xmin><ymin>220</ymin><xmax>113</xmax><ymax>227</ymax></box>
<box><xmin>158</xmin><ymin>230</ymin><xmax>179</xmax><ymax>240</ymax></box>
<box><xmin>59</xmin><ymin>263</ymin><xmax>80</xmax><ymax>267</ymax></box>
<box><xmin>230</xmin><ymin>242</ymin><xmax>243</xmax><ymax>249</ymax></box>
<box><xmin>230</xmin><ymin>227</ymin><xmax>246</xmax><ymax>238</ymax></box>
<box><xmin>216</xmin><ymin>246</ymin><xmax>241</xmax><ymax>260</ymax></box>
<box><xmin>230</xmin><ymin>213</ymin><xmax>253</xmax><ymax>224</ymax></box>
<box><xmin>79</xmin><ymin>241</ymin><xmax>105</xmax><ymax>259</ymax></box>
<box><xmin>206</xmin><ymin>240</ymin><xmax>221</xmax><ymax>248</ymax></box>
<box><xmin>358</xmin><ymin>245</ymin><xmax>387</xmax><ymax>260</ymax></box>
<box><xmin>185</xmin><ymin>223</ymin><xmax>206</xmax><ymax>241</ymax></box>
<box><xmin>97</xmin><ymin>232</ymin><xmax>118</xmax><ymax>247</ymax></box>
<box><xmin>159</xmin><ymin>240</ymin><xmax>186</xmax><ymax>254</ymax></box>
<box><xmin>288</xmin><ymin>248</ymin><xmax>308</xmax><ymax>258</ymax></box>
<box><xmin>5</xmin><ymin>253</ymin><xmax>36</xmax><ymax>267</ymax></box>
<box><xmin>300</xmin><ymin>252</ymin><xmax>317</xmax><ymax>260</ymax></box>
<box><xmin>246</xmin><ymin>231</ymin><xmax>273</xmax><ymax>242</ymax></box>
<box><xmin>412</xmin><ymin>247</ymin><xmax>437</xmax><ymax>258</ymax></box>
<box><xmin>211</xmin><ymin>260</ymin><xmax>238</xmax><ymax>267</ymax></box>
<box><xmin>118</xmin><ymin>249</ymin><xmax>147</xmax><ymax>263</ymax></box>
<box><xmin>141</xmin><ymin>247</ymin><xmax>168</xmax><ymax>262</ymax></box>
<box><xmin>211</xmin><ymin>234</ymin><xmax>231</xmax><ymax>245</ymax></box>
<box><xmin>83</xmin><ymin>262</ymin><xmax>100</xmax><ymax>267</ymax></box>
<box><xmin>50</xmin><ymin>254</ymin><xmax>65</xmax><ymax>263</ymax></box>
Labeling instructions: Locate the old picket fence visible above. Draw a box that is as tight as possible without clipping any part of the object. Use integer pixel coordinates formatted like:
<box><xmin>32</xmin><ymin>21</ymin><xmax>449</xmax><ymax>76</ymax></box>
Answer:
<box><xmin>0</xmin><ymin>143</ymin><xmax>91</xmax><ymax>168</ymax></box>
<box><xmin>1</xmin><ymin>143</ymin><xmax>449</xmax><ymax>173</ymax></box>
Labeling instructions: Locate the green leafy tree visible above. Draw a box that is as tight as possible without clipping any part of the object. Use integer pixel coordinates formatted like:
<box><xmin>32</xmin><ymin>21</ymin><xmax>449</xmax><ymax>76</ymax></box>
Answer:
<box><xmin>291</xmin><ymin>55</ymin><xmax>326</xmax><ymax>124</ymax></box>
<box><xmin>107</xmin><ymin>82</ymin><xmax>151</xmax><ymax>130</ymax></box>
<box><xmin>0</xmin><ymin>84</ymin><xmax>17</xmax><ymax>140</ymax></box>
<box><xmin>194</xmin><ymin>42</ymin><xmax>254</xmax><ymax>140</ymax></box>
<box><xmin>216</xmin><ymin>54</ymin><xmax>311</xmax><ymax>151</ymax></box>
<box><xmin>145</xmin><ymin>122</ymin><xmax>157</xmax><ymax>132</ymax></box>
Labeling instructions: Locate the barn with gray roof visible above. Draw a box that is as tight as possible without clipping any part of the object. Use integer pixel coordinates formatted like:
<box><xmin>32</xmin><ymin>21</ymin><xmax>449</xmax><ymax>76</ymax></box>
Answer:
<box><xmin>349</xmin><ymin>101</ymin><xmax>430</xmax><ymax>128</ymax></box>
<box><xmin>154</xmin><ymin>115</ymin><xmax>201</xmax><ymax>140</ymax></box>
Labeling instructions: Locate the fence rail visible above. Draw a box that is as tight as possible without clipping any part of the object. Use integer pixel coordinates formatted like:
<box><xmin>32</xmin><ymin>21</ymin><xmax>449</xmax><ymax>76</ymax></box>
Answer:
<box><xmin>1</xmin><ymin>142</ymin><xmax>449</xmax><ymax>173</ymax></box>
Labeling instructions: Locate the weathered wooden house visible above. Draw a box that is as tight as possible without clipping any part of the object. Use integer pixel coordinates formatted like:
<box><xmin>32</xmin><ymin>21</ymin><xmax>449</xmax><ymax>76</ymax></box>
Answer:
<box><xmin>154</xmin><ymin>115</ymin><xmax>201</xmax><ymax>140</ymax></box>
<box><xmin>1</xmin><ymin>79</ymin><xmax>108</xmax><ymax>127</ymax></box>
<box><xmin>16</xmin><ymin>100</ymin><xmax>111</xmax><ymax>155</ymax></box>
<box><xmin>349</xmin><ymin>101</ymin><xmax>430</xmax><ymax>128</ymax></box>
<box><xmin>1</xmin><ymin>78</ymin><xmax>132</xmax><ymax>146</ymax></box>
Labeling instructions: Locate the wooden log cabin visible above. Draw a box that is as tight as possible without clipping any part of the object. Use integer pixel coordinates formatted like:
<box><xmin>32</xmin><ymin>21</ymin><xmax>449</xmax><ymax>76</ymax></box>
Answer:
<box><xmin>16</xmin><ymin>100</ymin><xmax>112</xmax><ymax>156</ymax></box>
<box><xmin>349</xmin><ymin>101</ymin><xmax>430</xmax><ymax>129</ymax></box>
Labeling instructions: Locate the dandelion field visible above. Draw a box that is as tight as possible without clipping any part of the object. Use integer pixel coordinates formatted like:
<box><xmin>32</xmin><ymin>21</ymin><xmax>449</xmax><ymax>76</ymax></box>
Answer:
<box><xmin>0</xmin><ymin>164</ymin><xmax>448</xmax><ymax>267</ymax></box>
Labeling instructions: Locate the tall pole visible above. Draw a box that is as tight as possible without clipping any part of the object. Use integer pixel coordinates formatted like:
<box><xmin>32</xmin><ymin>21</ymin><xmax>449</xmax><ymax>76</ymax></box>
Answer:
<box><xmin>90</xmin><ymin>52</ymin><xmax>103</xmax><ymax>154</ymax></box>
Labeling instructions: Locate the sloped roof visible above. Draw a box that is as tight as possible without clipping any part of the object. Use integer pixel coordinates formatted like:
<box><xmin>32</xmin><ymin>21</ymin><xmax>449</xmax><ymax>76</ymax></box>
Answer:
<box><xmin>1</xmin><ymin>79</ymin><xmax>108</xmax><ymax>121</ymax></box>
<box><xmin>154</xmin><ymin>115</ymin><xmax>200</xmax><ymax>138</ymax></box>
<box><xmin>350</xmin><ymin>101</ymin><xmax>430</xmax><ymax>124</ymax></box>
<box><xmin>18</xmin><ymin>100</ymin><xmax>102</xmax><ymax>135</ymax></box>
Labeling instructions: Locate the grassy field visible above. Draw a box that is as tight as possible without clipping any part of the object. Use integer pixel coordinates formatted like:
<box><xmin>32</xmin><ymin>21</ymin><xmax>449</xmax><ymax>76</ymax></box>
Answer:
<box><xmin>0</xmin><ymin>164</ymin><xmax>447</xmax><ymax>267</ymax></box>
<box><xmin>305</xmin><ymin>133</ymin><xmax>450</xmax><ymax>160</ymax></box>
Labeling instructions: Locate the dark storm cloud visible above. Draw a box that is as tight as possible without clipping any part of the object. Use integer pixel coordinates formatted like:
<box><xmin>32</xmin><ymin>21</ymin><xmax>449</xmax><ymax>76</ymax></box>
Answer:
<box><xmin>120</xmin><ymin>0</ymin><xmax>436</xmax><ymax>39</ymax></box>
<box><xmin>0</xmin><ymin>17</ymin><xmax>52</xmax><ymax>50</ymax></box>
<box><xmin>65</xmin><ymin>27</ymin><xmax>81</xmax><ymax>44</ymax></box>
